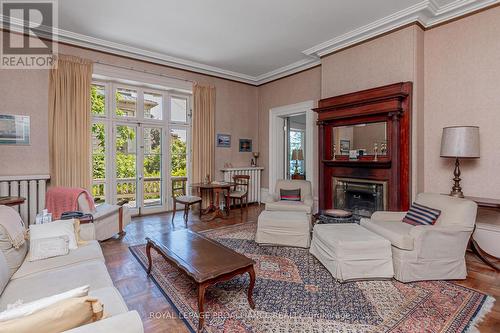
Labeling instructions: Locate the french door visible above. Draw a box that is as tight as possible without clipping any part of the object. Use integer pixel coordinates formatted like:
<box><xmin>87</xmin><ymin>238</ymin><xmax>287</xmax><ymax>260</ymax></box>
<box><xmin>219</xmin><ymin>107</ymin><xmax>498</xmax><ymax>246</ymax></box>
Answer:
<box><xmin>91</xmin><ymin>81</ymin><xmax>191</xmax><ymax>216</ymax></box>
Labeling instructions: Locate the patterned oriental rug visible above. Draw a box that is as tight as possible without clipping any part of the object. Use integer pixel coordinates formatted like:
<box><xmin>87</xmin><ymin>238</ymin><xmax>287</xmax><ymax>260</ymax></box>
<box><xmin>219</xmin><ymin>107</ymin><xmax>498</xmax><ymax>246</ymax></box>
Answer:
<box><xmin>129</xmin><ymin>223</ymin><xmax>495</xmax><ymax>333</ymax></box>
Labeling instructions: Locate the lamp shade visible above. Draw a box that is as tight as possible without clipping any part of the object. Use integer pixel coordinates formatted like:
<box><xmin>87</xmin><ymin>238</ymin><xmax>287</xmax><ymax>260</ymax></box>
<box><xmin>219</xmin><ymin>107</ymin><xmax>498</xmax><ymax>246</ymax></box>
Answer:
<box><xmin>292</xmin><ymin>149</ymin><xmax>304</xmax><ymax>161</ymax></box>
<box><xmin>440</xmin><ymin>126</ymin><xmax>480</xmax><ymax>158</ymax></box>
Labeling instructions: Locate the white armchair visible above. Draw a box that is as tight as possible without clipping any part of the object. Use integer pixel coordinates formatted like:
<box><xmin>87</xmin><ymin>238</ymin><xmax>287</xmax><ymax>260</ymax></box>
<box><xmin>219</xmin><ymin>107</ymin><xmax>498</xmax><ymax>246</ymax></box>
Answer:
<box><xmin>265</xmin><ymin>179</ymin><xmax>314</xmax><ymax>215</ymax></box>
<box><xmin>77</xmin><ymin>195</ymin><xmax>131</xmax><ymax>241</ymax></box>
<box><xmin>360</xmin><ymin>193</ymin><xmax>477</xmax><ymax>282</ymax></box>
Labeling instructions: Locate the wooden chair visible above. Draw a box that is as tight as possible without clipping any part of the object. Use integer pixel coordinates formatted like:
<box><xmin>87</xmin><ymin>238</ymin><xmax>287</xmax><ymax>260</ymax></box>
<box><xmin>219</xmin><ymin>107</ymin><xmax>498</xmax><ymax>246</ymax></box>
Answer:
<box><xmin>172</xmin><ymin>177</ymin><xmax>202</xmax><ymax>225</ymax></box>
<box><xmin>229</xmin><ymin>175</ymin><xmax>250</xmax><ymax>213</ymax></box>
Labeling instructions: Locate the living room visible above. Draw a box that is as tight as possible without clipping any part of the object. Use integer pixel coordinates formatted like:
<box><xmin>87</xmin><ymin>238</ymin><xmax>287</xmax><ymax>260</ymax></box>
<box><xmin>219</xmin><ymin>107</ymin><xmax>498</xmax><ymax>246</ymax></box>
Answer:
<box><xmin>0</xmin><ymin>1</ymin><xmax>499</xmax><ymax>332</ymax></box>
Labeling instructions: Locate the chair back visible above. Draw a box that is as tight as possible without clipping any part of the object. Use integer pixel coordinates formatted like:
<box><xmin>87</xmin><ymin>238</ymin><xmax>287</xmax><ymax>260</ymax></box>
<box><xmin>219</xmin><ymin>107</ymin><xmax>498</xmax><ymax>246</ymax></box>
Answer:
<box><xmin>171</xmin><ymin>177</ymin><xmax>188</xmax><ymax>199</ymax></box>
<box><xmin>415</xmin><ymin>193</ymin><xmax>477</xmax><ymax>229</ymax></box>
<box><xmin>274</xmin><ymin>179</ymin><xmax>312</xmax><ymax>201</ymax></box>
<box><xmin>233</xmin><ymin>175</ymin><xmax>250</xmax><ymax>194</ymax></box>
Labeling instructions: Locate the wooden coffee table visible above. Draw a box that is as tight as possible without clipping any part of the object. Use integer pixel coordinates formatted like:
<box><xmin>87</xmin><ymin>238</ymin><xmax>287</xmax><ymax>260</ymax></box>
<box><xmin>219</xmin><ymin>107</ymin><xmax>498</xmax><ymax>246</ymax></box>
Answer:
<box><xmin>145</xmin><ymin>229</ymin><xmax>256</xmax><ymax>332</ymax></box>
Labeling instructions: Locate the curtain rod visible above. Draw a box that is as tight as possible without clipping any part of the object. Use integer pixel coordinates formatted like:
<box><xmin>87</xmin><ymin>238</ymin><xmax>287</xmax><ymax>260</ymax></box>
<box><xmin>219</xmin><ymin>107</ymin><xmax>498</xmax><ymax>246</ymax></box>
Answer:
<box><xmin>93</xmin><ymin>60</ymin><xmax>194</xmax><ymax>84</ymax></box>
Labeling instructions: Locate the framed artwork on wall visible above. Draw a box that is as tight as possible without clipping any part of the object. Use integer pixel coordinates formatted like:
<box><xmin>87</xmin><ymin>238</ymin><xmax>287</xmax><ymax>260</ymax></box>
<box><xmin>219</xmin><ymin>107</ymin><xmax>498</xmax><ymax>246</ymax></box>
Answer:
<box><xmin>239</xmin><ymin>139</ymin><xmax>252</xmax><ymax>152</ymax></box>
<box><xmin>217</xmin><ymin>134</ymin><xmax>231</xmax><ymax>148</ymax></box>
<box><xmin>0</xmin><ymin>115</ymin><xmax>30</xmax><ymax>145</ymax></box>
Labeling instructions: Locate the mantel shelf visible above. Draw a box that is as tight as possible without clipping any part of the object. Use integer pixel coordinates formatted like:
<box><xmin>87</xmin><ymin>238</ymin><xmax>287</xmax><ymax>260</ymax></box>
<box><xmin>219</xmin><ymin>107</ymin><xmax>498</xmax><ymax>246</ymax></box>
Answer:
<box><xmin>321</xmin><ymin>159</ymin><xmax>392</xmax><ymax>168</ymax></box>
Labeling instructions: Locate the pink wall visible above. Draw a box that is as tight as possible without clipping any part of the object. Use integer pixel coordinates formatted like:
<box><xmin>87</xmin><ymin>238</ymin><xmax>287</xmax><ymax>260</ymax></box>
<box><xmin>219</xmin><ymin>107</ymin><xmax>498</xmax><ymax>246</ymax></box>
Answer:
<box><xmin>424</xmin><ymin>7</ymin><xmax>500</xmax><ymax>199</ymax></box>
<box><xmin>0</xmin><ymin>40</ymin><xmax>259</xmax><ymax>179</ymax></box>
<box><xmin>0</xmin><ymin>69</ymin><xmax>50</xmax><ymax>176</ymax></box>
<box><xmin>320</xmin><ymin>25</ymin><xmax>425</xmax><ymax>198</ymax></box>
<box><xmin>257</xmin><ymin>66</ymin><xmax>322</xmax><ymax>188</ymax></box>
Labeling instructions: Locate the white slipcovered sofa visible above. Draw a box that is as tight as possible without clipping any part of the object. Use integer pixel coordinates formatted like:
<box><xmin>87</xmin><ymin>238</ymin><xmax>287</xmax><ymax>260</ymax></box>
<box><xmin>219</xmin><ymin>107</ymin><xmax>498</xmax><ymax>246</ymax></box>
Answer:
<box><xmin>265</xmin><ymin>179</ymin><xmax>314</xmax><ymax>216</ymax></box>
<box><xmin>0</xmin><ymin>216</ymin><xmax>143</xmax><ymax>332</ymax></box>
<box><xmin>360</xmin><ymin>193</ymin><xmax>477</xmax><ymax>282</ymax></box>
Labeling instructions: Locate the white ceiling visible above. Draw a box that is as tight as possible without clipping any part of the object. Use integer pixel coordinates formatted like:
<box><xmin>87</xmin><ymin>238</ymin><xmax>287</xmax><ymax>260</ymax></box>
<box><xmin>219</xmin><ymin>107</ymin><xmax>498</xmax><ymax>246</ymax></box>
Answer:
<box><xmin>6</xmin><ymin>0</ymin><xmax>498</xmax><ymax>84</ymax></box>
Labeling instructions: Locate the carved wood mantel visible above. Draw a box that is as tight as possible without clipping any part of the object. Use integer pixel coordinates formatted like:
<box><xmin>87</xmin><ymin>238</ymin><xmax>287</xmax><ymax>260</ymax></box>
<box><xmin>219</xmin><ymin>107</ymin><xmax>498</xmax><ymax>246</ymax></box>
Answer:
<box><xmin>313</xmin><ymin>82</ymin><xmax>412</xmax><ymax>212</ymax></box>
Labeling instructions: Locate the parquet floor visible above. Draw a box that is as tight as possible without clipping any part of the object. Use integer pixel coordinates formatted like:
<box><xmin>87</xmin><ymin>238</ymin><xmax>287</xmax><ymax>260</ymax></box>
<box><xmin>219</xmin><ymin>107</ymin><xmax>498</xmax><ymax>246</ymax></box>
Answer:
<box><xmin>100</xmin><ymin>205</ymin><xmax>500</xmax><ymax>333</ymax></box>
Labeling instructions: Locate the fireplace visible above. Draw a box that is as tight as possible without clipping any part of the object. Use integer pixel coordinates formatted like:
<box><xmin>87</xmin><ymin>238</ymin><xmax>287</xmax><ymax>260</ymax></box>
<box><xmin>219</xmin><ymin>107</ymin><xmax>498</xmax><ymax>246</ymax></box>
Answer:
<box><xmin>333</xmin><ymin>177</ymin><xmax>387</xmax><ymax>219</ymax></box>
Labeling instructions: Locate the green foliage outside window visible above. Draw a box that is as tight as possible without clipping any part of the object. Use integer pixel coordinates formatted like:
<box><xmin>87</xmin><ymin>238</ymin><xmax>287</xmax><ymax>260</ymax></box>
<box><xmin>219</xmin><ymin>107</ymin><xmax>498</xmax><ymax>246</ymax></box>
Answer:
<box><xmin>91</xmin><ymin>85</ymin><xmax>188</xmax><ymax>200</ymax></box>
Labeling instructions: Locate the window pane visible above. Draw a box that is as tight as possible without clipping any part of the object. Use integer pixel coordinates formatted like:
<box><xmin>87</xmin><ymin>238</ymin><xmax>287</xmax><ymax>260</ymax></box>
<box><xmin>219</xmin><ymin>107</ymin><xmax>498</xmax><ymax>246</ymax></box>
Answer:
<box><xmin>171</xmin><ymin>97</ymin><xmax>187</xmax><ymax>123</ymax></box>
<box><xmin>143</xmin><ymin>127</ymin><xmax>162</xmax><ymax>207</ymax></box>
<box><xmin>116</xmin><ymin>88</ymin><xmax>137</xmax><ymax>117</ymax></box>
<box><xmin>144</xmin><ymin>92</ymin><xmax>163</xmax><ymax>120</ymax></box>
<box><xmin>116</xmin><ymin>125</ymin><xmax>137</xmax><ymax>207</ymax></box>
<box><xmin>91</xmin><ymin>122</ymin><xmax>106</xmax><ymax>203</ymax></box>
<box><xmin>170</xmin><ymin>129</ymin><xmax>187</xmax><ymax>176</ymax></box>
<box><xmin>91</xmin><ymin>84</ymin><xmax>106</xmax><ymax>116</ymax></box>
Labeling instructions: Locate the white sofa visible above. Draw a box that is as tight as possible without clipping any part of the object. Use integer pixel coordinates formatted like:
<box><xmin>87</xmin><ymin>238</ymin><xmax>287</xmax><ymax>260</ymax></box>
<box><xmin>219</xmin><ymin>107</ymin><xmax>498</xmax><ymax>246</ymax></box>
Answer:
<box><xmin>265</xmin><ymin>179</ymin><xmax>314</xmax><ymax>216</ymax></box>
<box><xmin>0</xmin><ymin>220</ymin><xmax>143</xmax><ymax>332</ymax></box>
<box><xmin>360</xmin><ymin>193</ymin><xmax>477</xmax><ymax>282</ymax></box>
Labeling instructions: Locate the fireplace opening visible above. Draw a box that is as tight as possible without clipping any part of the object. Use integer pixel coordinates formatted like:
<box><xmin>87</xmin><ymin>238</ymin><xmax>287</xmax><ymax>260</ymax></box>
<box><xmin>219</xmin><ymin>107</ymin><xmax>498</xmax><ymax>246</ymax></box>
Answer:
<box><xmin>333</xmin><ymin>178</ymin><xmax>387</xmax><ymax>220</ymax></box>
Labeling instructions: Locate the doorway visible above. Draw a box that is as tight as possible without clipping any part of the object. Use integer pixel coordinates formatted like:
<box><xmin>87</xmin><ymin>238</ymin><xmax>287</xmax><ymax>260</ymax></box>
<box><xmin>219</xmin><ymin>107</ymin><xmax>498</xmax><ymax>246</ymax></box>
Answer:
<box><xmin>284</xmin><ymin>114</ymin><xmax>306</xmax><ymax>180</ymax></box>
<box><xmin>268</xmin><ymin>101</ymin><xmax>316</xmax><ymax>200</ymax></box>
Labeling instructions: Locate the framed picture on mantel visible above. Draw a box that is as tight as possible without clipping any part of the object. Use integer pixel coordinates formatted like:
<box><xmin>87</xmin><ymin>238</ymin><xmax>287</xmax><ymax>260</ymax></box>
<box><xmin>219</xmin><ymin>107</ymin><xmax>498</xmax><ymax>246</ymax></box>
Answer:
<box><xmin>0</xmin><ymin>115</ymin><xmax>30</xmax><ymax>145</ymax></box>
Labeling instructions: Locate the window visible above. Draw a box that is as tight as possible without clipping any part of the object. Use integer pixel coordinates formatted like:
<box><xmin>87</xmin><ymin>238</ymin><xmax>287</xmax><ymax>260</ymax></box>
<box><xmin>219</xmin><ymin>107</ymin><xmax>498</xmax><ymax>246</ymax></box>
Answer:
<box><xmin>170</xmin><ymin>96</ymin><xmax>188</xmax><ymax>123</ymax></box>
<box><xmin>116</xmin><ymin>87</ymin><xmax>137</xmax><ymax>117</ymax></box>
<box><xmin>91</xmin><ymin>79</ymin><xmax>191</xmax><ymax>214</ymax></box>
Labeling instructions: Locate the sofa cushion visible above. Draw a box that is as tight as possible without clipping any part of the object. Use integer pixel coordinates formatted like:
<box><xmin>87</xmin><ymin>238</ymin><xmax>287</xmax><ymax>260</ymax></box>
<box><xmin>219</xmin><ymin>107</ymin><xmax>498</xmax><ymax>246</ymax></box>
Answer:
<box><xmin>89</xmin><ymin>287</ymin><xmax>128</xmax><ymax>316</ymax></box>
<box><xmin>12</xmin><ymin>240</ymin><xmax>104</xmax><ymax>280</ymax></box>
<box><xmin>0</xmin><ymin>260</ymin><xmax>113</xmax><ymax>310</ymax></box>
<box><xmin>0</xmin><ymin>253</ymin><xmax>10</xmax><ymax>295</ymax></box>
<box><xmin>0</xmin><ymin>225</ymin><xmax>28</xmax><ymax>279</ymax></box>
<box><xmin>360</xmin><ymin>220</ymin><xmax>415</xmax><ymax>250</ymax></box>
<box><xmin>280</xmin><ymin>189</ymin><xmax>301</xmax><ymax>201</ymax></box>
<box><xmin>265</xmin><ymin>200</ymin><xmax>312</xmax><ymax>214</ymax></box>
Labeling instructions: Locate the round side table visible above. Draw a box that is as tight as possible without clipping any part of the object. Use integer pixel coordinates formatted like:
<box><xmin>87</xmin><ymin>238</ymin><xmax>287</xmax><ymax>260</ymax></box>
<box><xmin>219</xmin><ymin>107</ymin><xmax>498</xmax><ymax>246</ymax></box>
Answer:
<box><xmin>316</xmin><ymin>209</ymin><xmax>355</xmax><ymax>224</ymax></box>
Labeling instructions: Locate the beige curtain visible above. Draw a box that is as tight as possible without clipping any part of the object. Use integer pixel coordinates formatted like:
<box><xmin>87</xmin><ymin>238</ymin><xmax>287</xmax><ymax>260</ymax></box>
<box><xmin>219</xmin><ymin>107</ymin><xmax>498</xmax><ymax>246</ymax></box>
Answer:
<box><xmin>192</xmin><ymin>83</ymin><xmax>216</xmax><ymax>184</ymax></box>
<box><xmin>48</xmin><ymin>55</ymin><xmax>93</xmax><ymax>190</ymax></box>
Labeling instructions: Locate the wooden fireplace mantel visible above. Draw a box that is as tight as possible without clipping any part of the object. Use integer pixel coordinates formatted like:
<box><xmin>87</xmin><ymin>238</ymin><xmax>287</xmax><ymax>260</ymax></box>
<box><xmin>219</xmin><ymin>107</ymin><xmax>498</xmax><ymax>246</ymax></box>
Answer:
<box><xmin>314</xmin><ymin>82</ymin><xmax>412</xmax><ymax>212</ymax></box>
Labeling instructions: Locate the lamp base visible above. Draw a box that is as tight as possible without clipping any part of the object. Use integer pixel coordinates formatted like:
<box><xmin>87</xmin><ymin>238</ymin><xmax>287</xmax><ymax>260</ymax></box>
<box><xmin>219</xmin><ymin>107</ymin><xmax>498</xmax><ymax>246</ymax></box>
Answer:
<box><xmin>449</xmin><ymin>157</ymin><xmax>464</xmax><ymax>198</ymax></box>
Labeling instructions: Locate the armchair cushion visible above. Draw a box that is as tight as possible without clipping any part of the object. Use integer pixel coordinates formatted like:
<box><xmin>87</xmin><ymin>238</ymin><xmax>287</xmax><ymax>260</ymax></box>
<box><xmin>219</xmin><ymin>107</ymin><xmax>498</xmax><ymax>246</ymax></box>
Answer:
<box><xmin>415</xmin><ymin>193</ymin><xmax>477</xmax><ymax>229</ymax></box>
<box><xmin>360</xmin><ymin>219</ymin><xmax>414</xmax><ymax>250</ymax></box>
<box><xmin>265</xmin><ymin>201</ymin><xmax>312</xmax><ymax>214</ymax></box>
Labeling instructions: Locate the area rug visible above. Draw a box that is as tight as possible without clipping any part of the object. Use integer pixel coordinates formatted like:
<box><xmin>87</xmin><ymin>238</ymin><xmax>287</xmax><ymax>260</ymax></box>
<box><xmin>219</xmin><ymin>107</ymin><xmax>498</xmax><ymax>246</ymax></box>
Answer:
<box><xmin>129</xmin><ymin>223</ymin><xmax>495</xmax><ymax>333</ymax></box>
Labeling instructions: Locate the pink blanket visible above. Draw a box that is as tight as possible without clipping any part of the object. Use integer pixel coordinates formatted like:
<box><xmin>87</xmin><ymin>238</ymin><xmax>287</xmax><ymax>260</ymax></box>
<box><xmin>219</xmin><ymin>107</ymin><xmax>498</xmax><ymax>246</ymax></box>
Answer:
<box><xmin>45</xmin><ymin>187</ymin><xmax>96</xmax><ymax>220</ymax></box>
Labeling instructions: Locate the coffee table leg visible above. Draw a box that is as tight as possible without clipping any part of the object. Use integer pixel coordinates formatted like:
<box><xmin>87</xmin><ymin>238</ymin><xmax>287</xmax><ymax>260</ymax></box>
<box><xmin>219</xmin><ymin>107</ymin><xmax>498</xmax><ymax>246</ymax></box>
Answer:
<box><xmin>197</xmin><ymin>283</ymin><xmax>207</xmax><ymax>332</ymax></box>
<box><xmin>247</xmin><ymin>266</ymin><xmax>256</xmax><ymax>309</ymax></box>
<box><xmin>146</xmin><ymin>241</ymin><xmax>153</xmax><ymax>275</ymax></box>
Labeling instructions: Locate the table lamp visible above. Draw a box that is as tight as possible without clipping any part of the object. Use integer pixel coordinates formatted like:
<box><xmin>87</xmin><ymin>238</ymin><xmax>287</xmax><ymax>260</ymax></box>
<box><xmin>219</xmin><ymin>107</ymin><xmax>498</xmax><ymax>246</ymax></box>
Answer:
<box><xmin>292</xmin><ymin>149</ymin><xmax>304</xmax><ymax>175</ymax></box>
<box><xmin>440</xmin><ymin>126</ymin><xmax>480</xmax><ymax>198</ymax></box>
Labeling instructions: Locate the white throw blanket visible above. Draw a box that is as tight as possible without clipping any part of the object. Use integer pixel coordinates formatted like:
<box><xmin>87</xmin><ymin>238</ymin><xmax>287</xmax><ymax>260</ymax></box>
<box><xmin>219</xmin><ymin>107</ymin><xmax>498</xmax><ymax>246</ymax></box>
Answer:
<box><xmin>0</xmin><ymin>205</ymin><xmax>26</xmax><ymax>249</ymax></box>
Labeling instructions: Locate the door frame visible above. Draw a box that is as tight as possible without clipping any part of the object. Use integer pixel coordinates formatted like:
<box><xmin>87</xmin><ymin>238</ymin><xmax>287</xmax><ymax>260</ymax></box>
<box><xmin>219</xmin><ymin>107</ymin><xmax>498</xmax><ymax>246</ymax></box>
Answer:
<box><xmin>268</xmin><ymin>100</ymin><xmax>316</xmax><ymax>207</ymax></box>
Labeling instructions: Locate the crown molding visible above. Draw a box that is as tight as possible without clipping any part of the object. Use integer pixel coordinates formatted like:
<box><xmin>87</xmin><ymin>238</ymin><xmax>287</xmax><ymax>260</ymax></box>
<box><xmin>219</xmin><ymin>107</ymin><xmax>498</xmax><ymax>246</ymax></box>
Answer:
<box><xmin>2</xmin><ymin>0</ymin><xmax>498</xmax><ymax>85</ymax></box>
<box><xmin>303</xmin><ymin>0</ymin><xmax>499</xmax><ymax>58</ymax></box>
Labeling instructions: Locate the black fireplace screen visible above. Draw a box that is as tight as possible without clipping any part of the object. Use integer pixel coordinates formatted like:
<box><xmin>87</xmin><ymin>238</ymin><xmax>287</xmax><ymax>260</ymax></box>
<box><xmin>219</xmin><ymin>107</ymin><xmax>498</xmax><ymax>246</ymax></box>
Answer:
<box><xmin>334</xmin><ymin>179</ymin><xmax>385</xmax><ymax>219</ymax></box>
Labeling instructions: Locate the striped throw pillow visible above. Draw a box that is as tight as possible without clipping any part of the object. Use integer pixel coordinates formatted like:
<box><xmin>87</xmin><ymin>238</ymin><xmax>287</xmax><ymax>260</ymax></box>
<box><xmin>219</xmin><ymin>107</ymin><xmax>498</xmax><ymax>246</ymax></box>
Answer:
<box><xmin>280</xmin><ymin>189</ymin><xmax>301</xmax><ymax>201</ymax></box>
<box><xmin>403</xmin><ymin>202</ymin><xmax>441</xmax><ymax>226</ymax></box>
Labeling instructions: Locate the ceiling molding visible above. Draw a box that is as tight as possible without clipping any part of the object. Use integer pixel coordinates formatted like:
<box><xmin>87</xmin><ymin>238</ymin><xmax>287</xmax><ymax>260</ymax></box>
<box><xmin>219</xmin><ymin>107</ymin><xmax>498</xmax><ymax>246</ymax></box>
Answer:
<box><xmin>2</xmin><ymin>0</ymin><xmax>498</xmax><ymax>85</ymax></box>
<box><xmin>303</xmin><ymin>0</ymin><xmax>499</xmax><ymax>58</ymax></box>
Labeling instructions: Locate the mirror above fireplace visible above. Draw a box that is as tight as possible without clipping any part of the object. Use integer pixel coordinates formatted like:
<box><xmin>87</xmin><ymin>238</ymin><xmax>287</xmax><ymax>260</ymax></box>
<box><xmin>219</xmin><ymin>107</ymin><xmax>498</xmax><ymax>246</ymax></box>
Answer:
<box><xmin>333</xmin><ymin>122</ymin><xmax>387</xmax><ymax>156</ymax></box>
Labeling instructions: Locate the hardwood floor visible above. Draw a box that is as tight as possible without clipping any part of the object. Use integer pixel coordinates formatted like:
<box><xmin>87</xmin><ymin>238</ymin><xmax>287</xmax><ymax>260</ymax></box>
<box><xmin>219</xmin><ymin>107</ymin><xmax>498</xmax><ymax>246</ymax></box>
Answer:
<box><xmin>101</xmin><ymin>205</ymin><xmax>500</xmax><ymax>333</ymax></box>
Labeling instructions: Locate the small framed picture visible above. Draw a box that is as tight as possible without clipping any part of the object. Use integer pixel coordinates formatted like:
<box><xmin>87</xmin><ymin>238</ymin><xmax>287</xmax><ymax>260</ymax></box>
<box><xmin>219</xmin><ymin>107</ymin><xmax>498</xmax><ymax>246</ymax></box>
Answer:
<box><xmin>0</xmin><ymin>115</ymin><xmax>30</xmax><ymax>145</ymax></box>
<box><xmin>239</xmin><ymin>139</ymin><xmax>252</xmax><ymax>152</ymax></box>
<box><xmin>217</xmin><ymin>134</ymin><xmax>231</xmax><ymax>148</ymax></box>
<box><xmin>340</xmin><ymin>139</ymin><xmax>350</xmax><ymax>154</ymax></box>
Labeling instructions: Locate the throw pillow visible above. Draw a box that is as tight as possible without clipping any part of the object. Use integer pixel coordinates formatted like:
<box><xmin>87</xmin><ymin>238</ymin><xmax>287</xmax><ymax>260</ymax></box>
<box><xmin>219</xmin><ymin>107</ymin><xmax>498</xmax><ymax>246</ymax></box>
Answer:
<box><xmin>0</xmin><ymin>285</ymin><xmax>89</xmax><ymax>322</ymax></box>
<box><xmin>29</xmin><ymin>220</ymin><xmax>78</xmax><ymax>250</ymax></box>
<box><xmin>280</xmin><ymin>189</ymin><xmax>301</xmax><ymax>201</ymax></box>
<box><xmin>28</xmin><ymin>235</ymin><xmax>69</xmax><ymax>262</ymax></box>
<box><xmin>403</xmin><ymin>202</ymin><xmax>441</xmax><ymax>226</ymax></box>
<box><xmin>0</xmin><ymin>297</ymin><xmax>103</xmax><ymax>333</ymax></box>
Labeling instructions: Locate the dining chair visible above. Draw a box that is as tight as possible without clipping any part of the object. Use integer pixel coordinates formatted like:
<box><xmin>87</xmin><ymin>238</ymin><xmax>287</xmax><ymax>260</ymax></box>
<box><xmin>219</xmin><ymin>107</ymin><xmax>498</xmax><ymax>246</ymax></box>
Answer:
<box><xmin>172</xmin><ymin>177</ymin><xmax>202</xmax><ymax>225</ymax></box>
<box><xmin>229</xmin><ymin>175</ymin><xmax>250</xmax><ymax>213</ymax></box>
